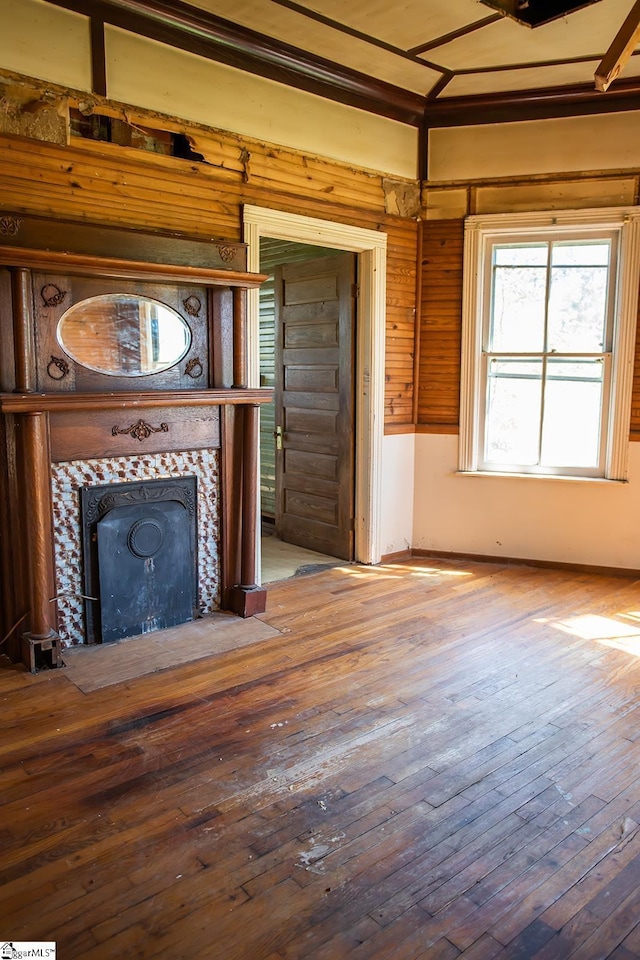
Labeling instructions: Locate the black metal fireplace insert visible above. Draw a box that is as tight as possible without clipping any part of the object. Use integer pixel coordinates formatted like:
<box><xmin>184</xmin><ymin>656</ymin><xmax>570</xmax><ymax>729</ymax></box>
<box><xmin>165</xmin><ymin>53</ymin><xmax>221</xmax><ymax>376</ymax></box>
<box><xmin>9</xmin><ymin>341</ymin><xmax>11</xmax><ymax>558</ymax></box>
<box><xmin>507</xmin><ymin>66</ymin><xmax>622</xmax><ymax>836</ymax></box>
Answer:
<box><xmin>80</xmin><ymin>476</ymin><xmax>198</xmax><ymax>643</ymax></box>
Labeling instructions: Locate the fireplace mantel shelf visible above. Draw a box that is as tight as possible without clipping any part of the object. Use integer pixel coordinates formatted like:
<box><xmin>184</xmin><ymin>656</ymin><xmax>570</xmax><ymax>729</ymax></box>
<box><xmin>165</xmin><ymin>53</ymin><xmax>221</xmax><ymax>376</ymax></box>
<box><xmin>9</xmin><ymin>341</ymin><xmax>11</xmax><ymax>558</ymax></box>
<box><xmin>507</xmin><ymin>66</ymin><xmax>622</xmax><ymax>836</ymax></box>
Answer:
<box><xmin>0</xmin><ymin>388</ymin><xmax>273</xmax><ymax>414</ymax></box>
<box><xmin>0</xmin><ymin>245</ymin><xmax>268</xmax><ymax>288</ymax></box>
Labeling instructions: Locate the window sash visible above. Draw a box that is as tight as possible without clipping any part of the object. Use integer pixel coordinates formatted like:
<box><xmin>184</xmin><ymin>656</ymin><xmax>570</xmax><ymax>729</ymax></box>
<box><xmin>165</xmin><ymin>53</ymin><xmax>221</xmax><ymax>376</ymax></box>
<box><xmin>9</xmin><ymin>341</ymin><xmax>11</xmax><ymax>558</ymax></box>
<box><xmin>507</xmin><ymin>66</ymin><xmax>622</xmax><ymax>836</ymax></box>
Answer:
<box><xmin>478</xmin><ymin>352</ymin><xmax>612</xmax><ymax>476</ymax></box>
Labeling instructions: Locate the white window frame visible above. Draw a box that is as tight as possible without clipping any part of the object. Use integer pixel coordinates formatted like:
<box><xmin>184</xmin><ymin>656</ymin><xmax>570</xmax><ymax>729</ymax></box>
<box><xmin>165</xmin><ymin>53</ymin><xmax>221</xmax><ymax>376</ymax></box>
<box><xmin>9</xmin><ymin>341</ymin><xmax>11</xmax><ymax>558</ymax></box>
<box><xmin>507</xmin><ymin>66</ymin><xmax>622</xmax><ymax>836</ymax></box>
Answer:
<box><xmin>459</xmin><ymin>207</ymin><xmax>640</xmax><ymax>481</ymax></box>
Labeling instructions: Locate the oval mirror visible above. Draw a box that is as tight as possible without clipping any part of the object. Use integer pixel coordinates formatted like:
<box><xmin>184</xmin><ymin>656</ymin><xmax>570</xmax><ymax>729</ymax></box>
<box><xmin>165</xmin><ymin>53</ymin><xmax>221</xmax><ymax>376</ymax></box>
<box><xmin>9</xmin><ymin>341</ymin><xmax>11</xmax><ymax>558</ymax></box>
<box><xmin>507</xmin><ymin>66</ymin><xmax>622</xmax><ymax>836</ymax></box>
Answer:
<box><xmin>57</xmin><ymin>294</ymin><xmax>192</xmax><ymax>377</ymax></box>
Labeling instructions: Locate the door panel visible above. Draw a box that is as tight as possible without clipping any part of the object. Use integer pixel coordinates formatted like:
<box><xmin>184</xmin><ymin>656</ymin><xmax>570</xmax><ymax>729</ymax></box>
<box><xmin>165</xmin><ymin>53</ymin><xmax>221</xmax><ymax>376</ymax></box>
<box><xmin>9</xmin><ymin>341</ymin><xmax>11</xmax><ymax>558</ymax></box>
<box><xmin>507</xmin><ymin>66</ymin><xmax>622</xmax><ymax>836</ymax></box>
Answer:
<box><xmin>275</xmin><ymin>254</ymin><xmax>356</xmax><ymax>560</ymax></box>
<box><xmin>284</xmin><ymin>320</ymin><xmax>339</xmax><ymax>347</ymax></box>
<box><xmin>285</xmin><ymin>367</ymin><xmax>338</xmax><ymax>392</ymax></box>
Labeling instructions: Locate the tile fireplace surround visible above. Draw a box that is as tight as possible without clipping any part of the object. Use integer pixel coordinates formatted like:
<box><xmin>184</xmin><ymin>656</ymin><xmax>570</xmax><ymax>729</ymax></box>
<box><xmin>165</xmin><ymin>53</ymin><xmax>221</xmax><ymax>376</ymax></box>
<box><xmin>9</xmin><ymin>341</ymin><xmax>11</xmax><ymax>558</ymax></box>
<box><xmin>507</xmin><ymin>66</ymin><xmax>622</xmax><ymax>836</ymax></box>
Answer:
<box><xmin>51</xmin><ymin>449</ymin><xmax>220</xmax><ymax>646</ymax></box>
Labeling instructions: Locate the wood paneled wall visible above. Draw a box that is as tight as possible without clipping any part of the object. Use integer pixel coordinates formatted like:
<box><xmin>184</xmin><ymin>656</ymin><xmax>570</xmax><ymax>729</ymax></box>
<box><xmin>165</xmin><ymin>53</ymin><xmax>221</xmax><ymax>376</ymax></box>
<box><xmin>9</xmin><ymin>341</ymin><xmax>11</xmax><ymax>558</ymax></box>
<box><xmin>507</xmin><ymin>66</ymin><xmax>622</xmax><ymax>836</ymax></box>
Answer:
<box><xmin>416</xmin><ymin>218</ymin><xmax>463</xmax><ymax>431</ymax></box>
<box><xmin>0</xmin><ymin>128</ymin><xmax>418</xmax><ymax>431</ymax></box>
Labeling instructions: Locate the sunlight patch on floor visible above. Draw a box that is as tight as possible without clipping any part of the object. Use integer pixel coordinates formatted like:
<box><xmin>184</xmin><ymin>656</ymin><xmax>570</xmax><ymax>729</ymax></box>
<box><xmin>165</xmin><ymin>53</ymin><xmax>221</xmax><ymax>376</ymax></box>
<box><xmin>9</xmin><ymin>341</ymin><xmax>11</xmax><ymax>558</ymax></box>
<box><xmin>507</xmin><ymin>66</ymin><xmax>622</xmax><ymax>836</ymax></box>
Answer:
<box><xmin>338</xmin><ymin>563</ymin><xmax>473</xmax><ymax>582</ymax></box>
<box><xmin>535</xmin><ymin>612</ymin><xmax>640</xmax><ymax>657</ymax></box>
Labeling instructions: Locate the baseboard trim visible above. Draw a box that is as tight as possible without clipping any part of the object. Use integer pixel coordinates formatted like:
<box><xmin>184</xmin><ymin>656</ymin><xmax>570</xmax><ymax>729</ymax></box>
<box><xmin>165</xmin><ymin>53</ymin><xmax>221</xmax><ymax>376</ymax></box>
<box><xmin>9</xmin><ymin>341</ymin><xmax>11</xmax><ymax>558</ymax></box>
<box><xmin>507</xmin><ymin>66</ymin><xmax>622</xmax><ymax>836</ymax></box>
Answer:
<box><xmin>410</xmin><ymin>548</ymin><xmax>640</xmax><ymax>580</ymax></box>
<box><xmin>380</xmin><ymin>549</ymin><xmax>413</xmax><ymax>563</ymax></box>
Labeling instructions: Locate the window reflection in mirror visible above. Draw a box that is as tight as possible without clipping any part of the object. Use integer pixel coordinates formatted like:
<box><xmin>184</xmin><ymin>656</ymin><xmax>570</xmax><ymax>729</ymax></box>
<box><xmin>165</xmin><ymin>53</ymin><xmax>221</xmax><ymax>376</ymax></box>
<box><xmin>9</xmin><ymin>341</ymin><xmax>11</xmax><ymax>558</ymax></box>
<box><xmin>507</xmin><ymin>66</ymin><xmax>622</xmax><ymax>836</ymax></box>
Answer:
<box><xmin>57</xmin><ymin>294</ymin><xmax>192</xmax><ymax>377</ymax></box>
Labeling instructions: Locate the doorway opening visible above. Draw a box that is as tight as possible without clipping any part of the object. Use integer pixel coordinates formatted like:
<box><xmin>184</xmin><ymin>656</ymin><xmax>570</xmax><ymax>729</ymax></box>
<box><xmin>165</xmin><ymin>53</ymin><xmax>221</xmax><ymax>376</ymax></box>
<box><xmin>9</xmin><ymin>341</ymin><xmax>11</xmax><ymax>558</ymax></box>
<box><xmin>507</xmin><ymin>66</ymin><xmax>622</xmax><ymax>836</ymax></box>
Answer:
<box><xmin>258</xmin><ymin>239</ymin><xmax>354</xmax><ymax>582</ymax></box>
<box><xmin>243</xmin><ymin>205</ymin><xmax>387</xmax><ymax>584</ymax></box>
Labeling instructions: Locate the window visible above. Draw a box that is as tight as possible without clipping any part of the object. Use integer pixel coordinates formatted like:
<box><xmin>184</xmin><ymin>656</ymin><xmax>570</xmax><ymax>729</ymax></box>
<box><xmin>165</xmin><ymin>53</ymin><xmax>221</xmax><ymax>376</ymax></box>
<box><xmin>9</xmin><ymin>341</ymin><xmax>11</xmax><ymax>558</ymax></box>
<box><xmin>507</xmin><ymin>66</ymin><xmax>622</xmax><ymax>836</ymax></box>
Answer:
<box><xmin>459</xmin><ymin>209</ymin><xmax>640</xmax><ymax>480</ymax></box>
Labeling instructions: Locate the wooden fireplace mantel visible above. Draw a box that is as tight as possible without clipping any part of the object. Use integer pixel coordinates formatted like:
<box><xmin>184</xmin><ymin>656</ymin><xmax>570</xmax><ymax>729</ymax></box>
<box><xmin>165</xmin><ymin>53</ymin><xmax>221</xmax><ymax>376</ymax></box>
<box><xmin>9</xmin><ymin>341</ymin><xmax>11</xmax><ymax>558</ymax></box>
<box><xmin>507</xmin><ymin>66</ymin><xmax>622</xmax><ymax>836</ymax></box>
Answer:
<box><xmin>0</xmin><ymin>221</ymin><xmax>272</xmax><ymax>669</ymax></box>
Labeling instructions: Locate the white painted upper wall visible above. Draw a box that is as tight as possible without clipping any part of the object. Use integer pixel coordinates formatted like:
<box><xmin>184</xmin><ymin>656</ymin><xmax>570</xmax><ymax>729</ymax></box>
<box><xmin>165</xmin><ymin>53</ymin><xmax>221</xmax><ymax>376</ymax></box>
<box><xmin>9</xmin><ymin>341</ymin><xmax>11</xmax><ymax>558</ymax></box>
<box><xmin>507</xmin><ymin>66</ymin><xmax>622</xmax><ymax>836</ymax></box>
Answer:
<box><xmin>104</xmin><ymin>27</ymin><xmax>418</xmax><ymax>179</ymax></box>
<box><xmin>0</xmin><ymin>0</ymin><xmax>92</xmax><ymax>91</ymax></box>
<box><xmin>0</xmin><ymin>0</ymin><xmax>417</xmax><ymax>179</ymax></box>
<box><xmin>429</xmin><ymin>111</ymin><xmax>640</xmax><ymax>182</ymax></box>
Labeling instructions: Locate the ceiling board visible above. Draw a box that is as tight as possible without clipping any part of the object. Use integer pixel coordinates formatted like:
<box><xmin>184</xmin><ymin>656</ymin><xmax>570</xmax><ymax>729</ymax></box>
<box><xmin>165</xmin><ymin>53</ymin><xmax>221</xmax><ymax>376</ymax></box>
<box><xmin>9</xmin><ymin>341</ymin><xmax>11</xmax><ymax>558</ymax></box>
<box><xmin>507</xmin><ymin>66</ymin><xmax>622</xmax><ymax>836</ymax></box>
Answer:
<box><xmin>187</xmin><ymin>0</ymin><xmax>483</xmax><ymax>52</ymax></box>
<box><xmin>182</xmin><ymin>0</ymin><xmax>440</xmax><ymax>92</ymax></box>
<box><xmin>284</xmin><ymin>0</ymin><xmax>484</xmax><ymax>51</ymax></box>
<box><xmin>430</xmin><ymin>0</ymin><xmax>637</xmax><ymax>71</ymax></box>
<box><xmin>441</xmin><ymin>58</ymin><xmax>604</xmax><ymax>97</ymax></box>
<box><xmin>441</xmin><ymin>48</ymin><xmax>640</xmax><ymax>97</ymax></box>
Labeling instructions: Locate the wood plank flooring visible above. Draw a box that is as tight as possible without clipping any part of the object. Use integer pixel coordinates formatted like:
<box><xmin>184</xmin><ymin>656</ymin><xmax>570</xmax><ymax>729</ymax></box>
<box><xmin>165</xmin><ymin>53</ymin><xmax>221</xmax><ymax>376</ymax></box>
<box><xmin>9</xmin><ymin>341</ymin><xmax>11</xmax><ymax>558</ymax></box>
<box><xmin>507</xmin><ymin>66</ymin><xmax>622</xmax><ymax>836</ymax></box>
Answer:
<box><xmin>2</xmin><ymin>558</ymin><xmax>640</xmax><ymax>959</ymax></box>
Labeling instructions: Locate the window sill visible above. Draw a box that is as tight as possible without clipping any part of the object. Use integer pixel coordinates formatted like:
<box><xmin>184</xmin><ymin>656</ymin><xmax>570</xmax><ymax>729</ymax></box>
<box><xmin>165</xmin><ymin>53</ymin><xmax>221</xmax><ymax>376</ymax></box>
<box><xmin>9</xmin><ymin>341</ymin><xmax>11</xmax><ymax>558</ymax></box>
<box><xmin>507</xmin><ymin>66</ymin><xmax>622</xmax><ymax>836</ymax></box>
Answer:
<box><xmin>455</xmin><ymin>470</ymin><xmax>628</xmax><ymax>484</ymax></box>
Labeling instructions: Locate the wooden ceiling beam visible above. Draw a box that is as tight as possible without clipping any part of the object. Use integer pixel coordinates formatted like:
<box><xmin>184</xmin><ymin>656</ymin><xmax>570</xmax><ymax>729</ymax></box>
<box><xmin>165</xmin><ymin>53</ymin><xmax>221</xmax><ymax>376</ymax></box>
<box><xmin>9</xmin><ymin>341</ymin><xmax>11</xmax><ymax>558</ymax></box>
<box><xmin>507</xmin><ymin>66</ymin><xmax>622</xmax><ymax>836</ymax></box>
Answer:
<box><xmin>595</xmin><ymin>0</ymin><xmax>640</xmax><ymax>91</ymax></box>
<box><xmin>425</xmin><ymin>75</ymin><xmax>640</xmax><ymax>127</ymax></box>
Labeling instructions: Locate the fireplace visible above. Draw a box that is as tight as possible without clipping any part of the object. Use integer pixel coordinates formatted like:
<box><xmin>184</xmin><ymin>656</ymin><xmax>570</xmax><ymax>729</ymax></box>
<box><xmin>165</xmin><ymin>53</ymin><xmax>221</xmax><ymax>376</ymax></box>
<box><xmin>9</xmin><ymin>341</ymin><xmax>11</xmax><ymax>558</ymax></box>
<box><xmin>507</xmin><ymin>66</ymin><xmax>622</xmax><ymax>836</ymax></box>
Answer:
<box><xmin>0</xmin><ymin>214</ymin><xmax>271</xmax><ymax>671</ymax></box>
<box><xmin>80</xmin><ymin>477</ymin><xmax>198</xmax><ymax>644</ymax></box>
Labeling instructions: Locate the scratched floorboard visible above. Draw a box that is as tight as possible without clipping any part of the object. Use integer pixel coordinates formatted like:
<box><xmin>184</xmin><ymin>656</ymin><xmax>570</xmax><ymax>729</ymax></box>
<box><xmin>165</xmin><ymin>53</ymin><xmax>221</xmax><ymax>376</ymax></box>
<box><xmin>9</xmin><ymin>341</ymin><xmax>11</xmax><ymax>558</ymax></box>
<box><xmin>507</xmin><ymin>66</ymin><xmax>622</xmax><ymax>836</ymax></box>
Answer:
<box><xmin>2</xmin><ymin>558</ymin><xmax>640</xmax><ymax>959</ymax></box>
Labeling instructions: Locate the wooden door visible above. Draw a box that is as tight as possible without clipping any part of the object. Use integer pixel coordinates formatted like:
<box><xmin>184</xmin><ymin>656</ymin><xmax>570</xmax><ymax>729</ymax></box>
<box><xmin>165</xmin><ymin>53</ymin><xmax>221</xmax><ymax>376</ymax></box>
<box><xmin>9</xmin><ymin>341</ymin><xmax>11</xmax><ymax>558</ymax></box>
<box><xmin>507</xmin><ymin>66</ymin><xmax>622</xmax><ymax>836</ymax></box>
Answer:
<box><xmin>274</xmin><ymin>254</ymin><xmax>356</xmax><ymax>560</ymax></box>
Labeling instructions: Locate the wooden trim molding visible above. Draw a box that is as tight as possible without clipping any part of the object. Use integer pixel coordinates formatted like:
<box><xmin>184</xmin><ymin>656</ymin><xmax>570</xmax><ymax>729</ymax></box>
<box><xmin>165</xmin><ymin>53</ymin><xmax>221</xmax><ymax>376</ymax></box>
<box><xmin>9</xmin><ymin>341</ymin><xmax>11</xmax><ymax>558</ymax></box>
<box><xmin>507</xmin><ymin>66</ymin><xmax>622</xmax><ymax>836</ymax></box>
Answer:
<box><xmin>411</xmin><ymin>548</ymin><xmax>640</xmax><ymax>580</ymax></box>
<box><xmin>458</xmin><ymin>216</ymin><xmax>482</xmax><ymax>473</ymax></box>
<box><xmin>379</xmin><ymin>549</ymin><xmax>412</xmax><ymax>563</ymax></box>
<box><xmin>415</xmin><ymin>424</ymin><xmax>459</xmax><ymax>434</ymax></box>
<box><xmin>425</xmin><ymin>76</ymin><xmax>640</xmax><ymax>129</ymax></box>
<box><xmin>412</xmin><ymin>218</ymin><xmax>423</xmax><ymax>425</ymax></box>
<box><xmin>32</xmin><ymin>0</ymin><xmax>640</xmax><ymax>135</ymax></box>
<box><xmin>90</xmin><ymin>15</ymin><xmax>107</xmax><ymax>97</ymax></box>
<box><xmin>609</xmin><ymin>211</ymin><xmax>640</xmax><ymax>478</ymax></box>
<box><xmin>384</xmin><ymin>423</ymin><xmax>416</xmax><ymax>435</ymax></box>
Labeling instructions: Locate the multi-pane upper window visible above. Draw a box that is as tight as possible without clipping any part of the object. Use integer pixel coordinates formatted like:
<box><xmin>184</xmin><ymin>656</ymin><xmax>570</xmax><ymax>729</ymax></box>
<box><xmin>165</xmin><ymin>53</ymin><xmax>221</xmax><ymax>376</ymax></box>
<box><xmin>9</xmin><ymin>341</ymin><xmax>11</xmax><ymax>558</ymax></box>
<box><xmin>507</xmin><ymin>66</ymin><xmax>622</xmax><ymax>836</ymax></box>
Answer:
<box><xmin>459</xmin><ymin>210</ymin><xmax>640</xmax><ymax>481</ymax></box>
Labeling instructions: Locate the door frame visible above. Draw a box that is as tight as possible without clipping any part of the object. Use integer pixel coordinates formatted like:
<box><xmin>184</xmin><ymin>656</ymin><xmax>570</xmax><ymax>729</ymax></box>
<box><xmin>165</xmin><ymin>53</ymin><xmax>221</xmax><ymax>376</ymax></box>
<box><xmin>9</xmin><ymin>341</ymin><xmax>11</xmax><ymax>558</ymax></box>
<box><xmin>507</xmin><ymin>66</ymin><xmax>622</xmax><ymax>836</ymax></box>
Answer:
<box><xmin>243</xmin><ymin>204</ymin><xmax>387</xmax><ymax>566</ymax></box>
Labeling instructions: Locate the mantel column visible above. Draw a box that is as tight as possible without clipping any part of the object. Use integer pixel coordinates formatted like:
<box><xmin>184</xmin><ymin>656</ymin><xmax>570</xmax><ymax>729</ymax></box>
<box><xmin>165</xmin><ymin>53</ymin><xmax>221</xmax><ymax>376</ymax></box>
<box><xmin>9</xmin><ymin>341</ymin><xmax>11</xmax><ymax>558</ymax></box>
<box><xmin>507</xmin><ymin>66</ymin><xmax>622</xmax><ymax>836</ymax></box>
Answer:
<box><xmin>232</xmin><ymin>287</ymin><xmax>247</xmax><ymax>389</ymax></box>
<box><xmin>19</xmin><ymin>411</ymin><xmax>61</xmax><ymax>670</ymax></box>
<box><xmin>229</xmin><ymin>403</ymin><xmax>267</xmax><ymax>617</ymax></box>
<box><xmin>11</xmin><ymin>267</ymin><xmax>36</xmax><ymax>393</ymax></box>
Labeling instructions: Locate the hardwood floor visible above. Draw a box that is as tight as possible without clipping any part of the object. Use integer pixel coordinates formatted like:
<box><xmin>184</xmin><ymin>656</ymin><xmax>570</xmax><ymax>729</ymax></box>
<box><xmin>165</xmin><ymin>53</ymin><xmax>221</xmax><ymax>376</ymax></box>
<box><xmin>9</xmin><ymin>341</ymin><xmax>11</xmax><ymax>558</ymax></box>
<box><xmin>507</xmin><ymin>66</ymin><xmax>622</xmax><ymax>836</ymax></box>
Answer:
<box><xmin>2</xmin><ymin>558</ymin><xmax>640</xmax><ymax>959</ymax></box>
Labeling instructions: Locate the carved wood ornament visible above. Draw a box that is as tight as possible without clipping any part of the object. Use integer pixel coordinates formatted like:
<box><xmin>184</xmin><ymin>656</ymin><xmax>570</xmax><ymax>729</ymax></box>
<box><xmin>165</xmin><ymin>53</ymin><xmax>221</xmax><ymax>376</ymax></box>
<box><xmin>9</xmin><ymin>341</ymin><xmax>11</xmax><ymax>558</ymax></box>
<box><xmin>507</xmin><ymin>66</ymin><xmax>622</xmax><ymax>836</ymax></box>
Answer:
<box><xmin>111</xmin><ymin>419</ymin><xmax>169</xmax><ymax>441</ymax></box>
<box><xmin>182</xmin><ymin>295</ymin><xmax>201</xmax><ymax>316</ymax></box>
<box><xmin>47</xmin><ymin>355</ymin><xmax>70</xmax><ymax>380</ymax></box>
<box><xmin>0</xmin><ymin>215</ymin><xmax>22</xmax><ymax>237</ymax></box>
<box><xmin>41</xmin><ymin>283</ymin><xmax>67</xmax><ymax>307</ymax></box>
<box><xmin>185</xmin><ymin>357</ymin><xmax>203</xmax><ymax>378</ymax></box>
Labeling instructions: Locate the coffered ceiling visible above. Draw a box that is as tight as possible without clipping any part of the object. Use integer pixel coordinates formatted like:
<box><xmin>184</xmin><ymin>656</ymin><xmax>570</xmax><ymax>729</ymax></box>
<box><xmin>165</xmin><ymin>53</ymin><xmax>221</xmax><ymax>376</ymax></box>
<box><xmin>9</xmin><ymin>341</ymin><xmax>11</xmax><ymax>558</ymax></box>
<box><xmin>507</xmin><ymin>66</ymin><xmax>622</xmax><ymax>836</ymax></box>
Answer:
<box><xmin>49</xmin><ymin>0</ymin><xmax>640</xmax><ymax>126</ymax></box>
<box><xmin>186</xmin><ymin>0</ymin><xmax>640</xmax><ymax>97</ymax></box>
